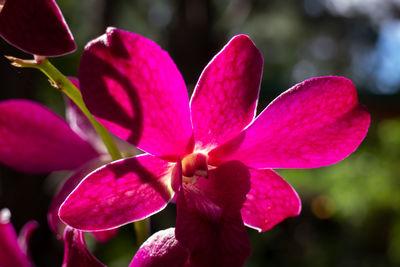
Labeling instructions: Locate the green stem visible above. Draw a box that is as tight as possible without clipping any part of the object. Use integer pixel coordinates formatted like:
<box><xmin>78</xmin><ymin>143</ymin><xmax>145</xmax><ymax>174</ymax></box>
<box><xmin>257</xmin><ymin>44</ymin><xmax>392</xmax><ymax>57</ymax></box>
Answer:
<box><xmin>38</xmin><ymin>60</ymin><xmax>122</xmax><ymax>161</ymax></box>
<box><xmin>6</xmin><ymin>56</ymin><xmax>150</xmax><ymax>245</ymax></box>
<box><xmin>134</xmin><ymin>219</ymin><xmax>150</xmax><ymax>246</ymax></box>
<box><xmin>6</xmin><ymin>56</ymin><xmax>122</xmax><ymax>161</ymax></box>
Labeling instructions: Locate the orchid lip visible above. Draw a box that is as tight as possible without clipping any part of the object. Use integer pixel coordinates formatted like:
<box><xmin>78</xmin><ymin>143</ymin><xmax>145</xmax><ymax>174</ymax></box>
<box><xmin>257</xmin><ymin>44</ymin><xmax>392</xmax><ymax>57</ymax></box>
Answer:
<box><xmin>181</xmin><ymin>152</ymin><xmax>209</xmax><ymax>182</ymax></box>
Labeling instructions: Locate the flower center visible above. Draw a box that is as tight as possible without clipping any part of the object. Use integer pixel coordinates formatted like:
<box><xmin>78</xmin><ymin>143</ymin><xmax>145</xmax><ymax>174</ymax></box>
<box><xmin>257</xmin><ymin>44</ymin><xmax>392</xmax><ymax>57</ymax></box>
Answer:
<box><xmin>181</xmin><ymin>152</ymin><xmax>208</xmax><ymax>182</ymax></box>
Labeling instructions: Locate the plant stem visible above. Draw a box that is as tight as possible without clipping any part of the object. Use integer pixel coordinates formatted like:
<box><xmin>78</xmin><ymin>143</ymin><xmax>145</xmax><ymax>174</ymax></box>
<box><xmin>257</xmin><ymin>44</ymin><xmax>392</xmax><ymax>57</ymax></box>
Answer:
<box><xmin>6</xmin><ymin>56</ymin><xmax>150</xmax><ymax>245</ymax></box>
<box><xmin>6</xmin><ymin>56</ymin><xmax>122</xmax><ymax>161</ymax></box>
<box><xmin>134</xmin><ymin>219</ymin><xmax>150</xmax><ymax>246</ymax></box>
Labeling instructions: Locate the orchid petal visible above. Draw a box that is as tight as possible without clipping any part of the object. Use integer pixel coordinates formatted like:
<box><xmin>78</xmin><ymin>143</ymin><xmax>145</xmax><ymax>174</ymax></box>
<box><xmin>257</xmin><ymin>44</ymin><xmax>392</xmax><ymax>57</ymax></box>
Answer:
<box><xmin>176</xmin><ymin>161</ymin><xmax>251</xmax><ymax>267</ymax></box>
<box><xmin>59</xmin><ymin>154</ymin><xmax>173</xmax><ymax>231</ymax></box>
<box><xmin>0</xmin><ymin>208</ymin><xmax>33</xmax><ymax>267</ymax></box>
<box><xmin>0</xmin><ymin>99</ymin><xmax>98</xmax><ymax>173</ymax></box>
<box><xmin>48</xmin><ymin>157</ymin><xmax>115</xmax><ymax>241</ymax></box>
<box><xmin>242</xmin><ymin>169</ymin><xmax>301</xmax><ymax>232</ymax></box>
<box><xmin>79</xmin><ymin>27</ymin><xmax>193</xmax><ymax>159</ymax></box>
<box><xmin>62</xmin><ymin>227</ymin><xmax>105</xmax><ymax>267</ymax></box>
<box><xmin>0</xmin><ymin>0</ymin><xmax>75</xmax><ymax>56</ymax></box>
<box><xmin>209</xmin><ymin>77</ymin><xmax>371</xmax><ymax>169</ymax></box>
<box><xmin>130</xmin><ymin>228</ymin><xmax>190</xmax><ymax>267</ymax></box>
<box><xmin>17</xmin><ymin>221</ymin><xmax>38</xmax><ymax>259</ymax></box>
<box><xmin>191</xmin><ymin>35</ymin><xmax>263</xmax><ymax>151</ymax></box>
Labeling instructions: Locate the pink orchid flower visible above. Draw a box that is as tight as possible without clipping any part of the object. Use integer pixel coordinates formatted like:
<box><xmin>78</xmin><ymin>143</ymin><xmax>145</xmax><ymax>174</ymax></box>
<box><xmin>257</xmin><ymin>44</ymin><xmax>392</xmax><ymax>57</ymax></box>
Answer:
<box><xmin>0</xmin><ymin>208</ymin><xmax>105</xmax><ymax>267</ymax></box>
<box><xmin>59</xmin><ymin>28</ymin><xmax>370</xmax><ymax>266</ymax></box>
<box><xmin>0</xmin><ymin>0</ymin><xmax>75</xmax><ymax>56</ymax></box>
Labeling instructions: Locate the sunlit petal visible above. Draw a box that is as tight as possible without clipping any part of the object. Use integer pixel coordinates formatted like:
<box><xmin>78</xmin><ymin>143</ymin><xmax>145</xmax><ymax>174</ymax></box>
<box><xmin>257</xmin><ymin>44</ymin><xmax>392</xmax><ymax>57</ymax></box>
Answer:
<box><xmin>209</xmin><ymin>76</ymin><xmax>371</xmax><ymax>169</ymax></box>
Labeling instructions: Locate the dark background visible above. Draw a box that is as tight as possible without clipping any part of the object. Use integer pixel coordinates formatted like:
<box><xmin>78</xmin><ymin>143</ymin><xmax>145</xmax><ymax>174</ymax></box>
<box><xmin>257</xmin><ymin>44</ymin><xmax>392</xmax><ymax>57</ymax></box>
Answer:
<box><xmin>1</xmin><ymin>0</ymin><xmax>400</xmax><ymax>266</ymax></box>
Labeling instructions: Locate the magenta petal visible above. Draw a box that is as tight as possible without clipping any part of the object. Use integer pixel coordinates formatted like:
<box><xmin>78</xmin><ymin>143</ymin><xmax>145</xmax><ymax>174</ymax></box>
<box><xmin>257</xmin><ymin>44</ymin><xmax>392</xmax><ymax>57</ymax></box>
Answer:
<box><xmin>62</xmin><ymin>227</ymin><xmax>105</xmax><ymax>267</ymax></box>
<box><xmin>79</xmin><ymin>27</ymin><xmax>193</xmax><ymax>158</ymax></box>
<box><xmin>17</xmin><ymin>221</ymin><xmax>38</xmax><ymax>259</ymax></box>
<box><xmin>209</xmin><ymin>77</ymin><xmax>371</xmax><ymax>169</ymax></box>
<box><xmin>242</xmin><ymin>169</ymin><xmax>301</xmax><ymax>232</ymax></box>
<box><xmin>191</xmin><ymin>35</ymin><xmax>263</xmax><ymax>151</ymax></box>
<box><xmin>0</xmin><ymin>209</ymin><xmax>33</xmax><ymax>267</ymax></box>
<box><xmin>59</xmin><ymin>154</ymin><xmax>173</xmax><ymax>231</ymax></box>
<box><xmin>0</xmin><ymin>0</ymin><xmax>76</xmax><ymax>56</ymax></box>
<box><xmin>176</xmin><ymin>161</ymin><xmax>251</xmax><ymax>267</ymax></box>
<box><xmin>0</xmin><ymin>100</ymin><xmax>98</xmax><ymax>173</ymax></box>
<box><xmin>129</xmin><ymin>228</ymin><xmax>189</xmax><ymax>267</ymax></box>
